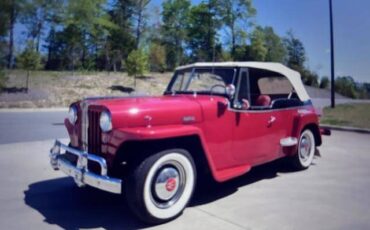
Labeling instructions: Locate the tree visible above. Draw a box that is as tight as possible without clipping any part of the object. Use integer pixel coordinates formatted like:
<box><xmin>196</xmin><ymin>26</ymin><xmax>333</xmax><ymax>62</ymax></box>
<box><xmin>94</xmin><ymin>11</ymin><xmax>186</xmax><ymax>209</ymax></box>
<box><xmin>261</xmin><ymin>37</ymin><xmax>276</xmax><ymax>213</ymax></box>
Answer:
<box><xmin>284</xmin><ymin>31</ymin><xmax>306</xmax><ymax>69</ymax></box>
<box><xmin>107</xmin><ymin>0</ymin><xmax>136</xmax><ymax>71</ymax></box>
<box><xmin>16</xmin><ymin>41</ymin><xmax>41</xmax><ymax>93</ymax></box>
<box><xmin>161</xmin><ymin>0</ymin><xmax>191</xmax><ymax>69</ymax></box>
<box><xmin>4</xmin><ymin>0</ymin><xmax>24</xmax><ymax>68</ymax></box>
<box><xmin>125</xmin><ymin>49</ymin><xmax>148</xmax><ymax>88</ymax></box>
<box><xmin>320</xmin><ymin>76</ymin><xmax>330</xmax><ymax>89</ymax></box>
<box><xmin>219</xmin><ymin>0</ymin><xmax>256</xmax><ymax>59</ymax></box>
<box><xmin>249</xmin><ymin>27</ymin><xmax>267</xmax><ymax>61</ymax></box>
<box><xmin>186</xmin><ymin>2</ymin><xmax>221</xmax><ymax>62</ymax></box>
<box><xmin>64</xmin><ymin>0</ymin><xmax>117</xmax><ymax>71</ymax></box>
<box><xmin>335</xmin><ymin>76</ymin><xmax>357</xmax><ymax>98</ymax></box>
<box><xmin>20</xmin><ymin>0</ymin><xmax>63</xmax><ymax>53</ymax></box>
<box><xmin>263</xmin><ymin>27</ymin><xmax>286</xmax><ymax>62</ymax></box>
<box><xmin>149</xmin><ymin>43</ymin><xmax>166</xmax><ymax>72</ymax></box>
<box><xmin>301</xmin><ymin>69</ymin><xmax>319</xmax><ymax>87</ymax></box>
<box><xmin>132</xmin><ymin>0</ymin><xmax>151</xmax><ymax>48</ymax></box>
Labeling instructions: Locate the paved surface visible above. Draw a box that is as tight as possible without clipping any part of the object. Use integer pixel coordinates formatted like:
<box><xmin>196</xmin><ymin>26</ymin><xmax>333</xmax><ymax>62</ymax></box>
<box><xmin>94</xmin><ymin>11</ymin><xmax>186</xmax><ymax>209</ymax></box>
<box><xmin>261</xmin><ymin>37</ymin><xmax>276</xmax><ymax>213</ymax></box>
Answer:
<box><xmin>0</xmin><ymin>110</ymin><xmax>369</xmax><ymax>229</ymax></box>
<box><xmin>0</xmin><ymin>110</ymin><xmax>67</xmax><ymax>144</ymax></box>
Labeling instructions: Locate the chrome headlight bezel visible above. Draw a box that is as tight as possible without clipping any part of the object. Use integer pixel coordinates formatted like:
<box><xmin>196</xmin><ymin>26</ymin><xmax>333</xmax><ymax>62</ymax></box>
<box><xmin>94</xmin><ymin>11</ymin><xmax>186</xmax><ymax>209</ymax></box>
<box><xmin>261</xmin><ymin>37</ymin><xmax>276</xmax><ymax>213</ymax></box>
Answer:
<box><xmin>100</xmin><ymin>110</ymin><xmax>112</xmax><ymax>132</ymax></box>
<box><xmin>68</xmin><ymin>105</ymin><xmax>78</xmax><ymax>125</ymax></box>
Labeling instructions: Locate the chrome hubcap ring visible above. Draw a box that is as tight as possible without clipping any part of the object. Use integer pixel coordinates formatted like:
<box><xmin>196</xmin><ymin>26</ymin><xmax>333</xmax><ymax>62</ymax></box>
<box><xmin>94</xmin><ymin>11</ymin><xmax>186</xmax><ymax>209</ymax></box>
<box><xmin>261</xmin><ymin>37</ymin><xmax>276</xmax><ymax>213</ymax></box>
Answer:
<box><xmin>154</xmin><ymin>167</ymin><xmax>180</xmax><ymax>201</ymax></box>
<box><xmin>150</xmin><ymin>160</ymin><xmax>186</xmax><ymax>209</ymax></box>
<box><xmin>299</xmin><ymin>134</ymin><xmax>312</xmax><ymax>162</ymax></box>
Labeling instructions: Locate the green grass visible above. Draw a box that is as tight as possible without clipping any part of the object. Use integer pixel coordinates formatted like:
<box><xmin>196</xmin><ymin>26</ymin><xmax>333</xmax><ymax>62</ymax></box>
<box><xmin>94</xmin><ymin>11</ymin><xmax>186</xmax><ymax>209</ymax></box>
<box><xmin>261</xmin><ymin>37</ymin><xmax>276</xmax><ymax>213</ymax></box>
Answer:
<box><xmin>321</xmin><ymin>103</ymin><xmax>370</xmax><ymax>129</ymax></box>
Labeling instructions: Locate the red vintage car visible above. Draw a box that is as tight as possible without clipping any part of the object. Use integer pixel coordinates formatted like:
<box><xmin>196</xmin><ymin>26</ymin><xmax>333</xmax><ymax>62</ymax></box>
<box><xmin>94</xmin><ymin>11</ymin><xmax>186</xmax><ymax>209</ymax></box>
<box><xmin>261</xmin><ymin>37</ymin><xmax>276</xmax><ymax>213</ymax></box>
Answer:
<box><xmin>50</xmin><ymin>62</ymin><xmax>328</xmax><ymax>223</ymax></box>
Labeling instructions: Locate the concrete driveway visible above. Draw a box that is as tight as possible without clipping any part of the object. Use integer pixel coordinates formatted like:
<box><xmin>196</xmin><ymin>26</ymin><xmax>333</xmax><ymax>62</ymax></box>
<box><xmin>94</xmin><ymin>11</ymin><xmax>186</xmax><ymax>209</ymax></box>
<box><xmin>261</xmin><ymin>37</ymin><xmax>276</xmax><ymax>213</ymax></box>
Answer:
<box><xmin>0</xmin><ymin>126</ymin><xmax>369</xmax><ymax>229</ymax></box>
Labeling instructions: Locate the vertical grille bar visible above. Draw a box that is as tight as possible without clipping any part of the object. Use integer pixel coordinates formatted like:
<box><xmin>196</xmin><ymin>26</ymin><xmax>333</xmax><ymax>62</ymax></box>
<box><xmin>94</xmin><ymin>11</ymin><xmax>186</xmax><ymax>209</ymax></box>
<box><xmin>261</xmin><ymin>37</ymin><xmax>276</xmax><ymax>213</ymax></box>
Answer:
<box><xmin>80</xmin><ymin>101</ymin><xmax>89</xmax><ymax>152</ymax></box>
<box><xmin>88</xmin><ymin>109</ymin><xmax>102</xmax><ymax>154</ymax></box>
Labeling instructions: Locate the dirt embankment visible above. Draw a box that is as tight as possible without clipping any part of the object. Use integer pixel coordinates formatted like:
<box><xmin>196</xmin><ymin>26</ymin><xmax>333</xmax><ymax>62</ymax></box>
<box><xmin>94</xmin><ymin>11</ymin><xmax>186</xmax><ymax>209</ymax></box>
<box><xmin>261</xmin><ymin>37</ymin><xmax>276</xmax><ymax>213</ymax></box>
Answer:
<box><xmin>0</xmin><ymin>70</ymin><xmax>352</xmax><ymax>108</ymax></box>
<box><xmin>0</xmin><ymin>71</ymin><xmax>172</xmax><ymax>108</ymax></box>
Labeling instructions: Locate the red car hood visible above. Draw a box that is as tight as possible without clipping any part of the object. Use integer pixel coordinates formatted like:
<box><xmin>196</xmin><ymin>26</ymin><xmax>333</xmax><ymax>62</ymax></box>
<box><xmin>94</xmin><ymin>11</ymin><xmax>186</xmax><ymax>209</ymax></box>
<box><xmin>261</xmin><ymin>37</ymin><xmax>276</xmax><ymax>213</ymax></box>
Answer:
<box><xmin>88</xmin><ymin>95</ymin><xmax>203</xmax><ymax>128</ymax></box>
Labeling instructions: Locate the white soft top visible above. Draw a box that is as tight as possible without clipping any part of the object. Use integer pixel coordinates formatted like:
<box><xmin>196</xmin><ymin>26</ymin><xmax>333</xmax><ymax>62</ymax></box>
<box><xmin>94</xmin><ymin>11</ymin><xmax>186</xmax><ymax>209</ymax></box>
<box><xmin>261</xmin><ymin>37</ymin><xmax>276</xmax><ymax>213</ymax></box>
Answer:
<box><xmin>176</xmin><ymin>62</ymin><xmax>310</xmax><ymax>101</ymax></box>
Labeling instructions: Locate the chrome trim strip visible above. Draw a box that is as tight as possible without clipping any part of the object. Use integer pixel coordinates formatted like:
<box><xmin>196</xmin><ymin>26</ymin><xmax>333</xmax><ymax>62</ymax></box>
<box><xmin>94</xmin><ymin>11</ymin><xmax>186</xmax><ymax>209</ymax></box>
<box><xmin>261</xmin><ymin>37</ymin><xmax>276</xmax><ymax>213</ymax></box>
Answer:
<box><xmin>50</xmin><ymin>140</ymin><xmax>121</xmax><ymax>194</ymax></box>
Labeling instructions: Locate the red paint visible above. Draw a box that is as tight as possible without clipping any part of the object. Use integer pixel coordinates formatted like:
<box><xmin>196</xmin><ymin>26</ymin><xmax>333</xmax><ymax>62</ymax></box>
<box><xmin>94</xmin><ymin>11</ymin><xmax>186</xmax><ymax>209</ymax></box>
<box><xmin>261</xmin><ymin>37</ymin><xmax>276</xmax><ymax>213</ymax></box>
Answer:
<box><xmin>65</xmin><ymin>94</ymin><xmax>321</xmax><ymax>183</ymax></box>
<box><xmin>64</xmin><ymin>66</ymin><xmax>323</xmax><ymax>183</ymax></box>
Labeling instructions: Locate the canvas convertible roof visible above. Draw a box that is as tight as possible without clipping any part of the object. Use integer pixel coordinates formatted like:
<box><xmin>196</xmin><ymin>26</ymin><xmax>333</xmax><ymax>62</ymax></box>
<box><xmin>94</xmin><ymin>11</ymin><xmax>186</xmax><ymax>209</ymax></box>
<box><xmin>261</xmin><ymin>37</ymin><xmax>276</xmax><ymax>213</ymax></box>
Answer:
<box><xmin>176</xmin><ymin>62</ymin><xmax>310</xmax><ymax>101</ymax></box>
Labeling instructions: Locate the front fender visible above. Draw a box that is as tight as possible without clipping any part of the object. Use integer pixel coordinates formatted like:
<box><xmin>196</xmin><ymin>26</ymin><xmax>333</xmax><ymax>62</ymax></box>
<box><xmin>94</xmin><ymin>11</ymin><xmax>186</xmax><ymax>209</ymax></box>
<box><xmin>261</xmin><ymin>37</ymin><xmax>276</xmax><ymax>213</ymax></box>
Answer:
<box><xmin>102</xmin><ymin>125</ymin><xmax>220</xmax><ymax>181</ymax></box>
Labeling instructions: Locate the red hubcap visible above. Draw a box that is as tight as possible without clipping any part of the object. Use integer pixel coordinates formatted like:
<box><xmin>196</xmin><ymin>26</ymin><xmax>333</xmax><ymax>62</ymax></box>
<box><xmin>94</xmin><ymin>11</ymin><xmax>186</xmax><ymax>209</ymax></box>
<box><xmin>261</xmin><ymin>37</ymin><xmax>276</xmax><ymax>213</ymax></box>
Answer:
<box><xmin>165</xmin><ymin>178</ymin><xmax>177</xmax><ymax>192</ymax></box>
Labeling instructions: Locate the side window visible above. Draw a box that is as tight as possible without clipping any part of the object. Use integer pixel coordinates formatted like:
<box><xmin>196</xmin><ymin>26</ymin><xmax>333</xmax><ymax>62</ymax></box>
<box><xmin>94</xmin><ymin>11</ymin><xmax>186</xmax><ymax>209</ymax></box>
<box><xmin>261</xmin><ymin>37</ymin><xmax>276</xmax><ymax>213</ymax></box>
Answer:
<box><xmin>249</xmin><ymin>68</ymin><xmax>295</xmax><ymax>108</ymax></box>
<box><xmin>258</xmin><ymin>77</ymin><xmax>293</xmax><ymax>95</ymax></box>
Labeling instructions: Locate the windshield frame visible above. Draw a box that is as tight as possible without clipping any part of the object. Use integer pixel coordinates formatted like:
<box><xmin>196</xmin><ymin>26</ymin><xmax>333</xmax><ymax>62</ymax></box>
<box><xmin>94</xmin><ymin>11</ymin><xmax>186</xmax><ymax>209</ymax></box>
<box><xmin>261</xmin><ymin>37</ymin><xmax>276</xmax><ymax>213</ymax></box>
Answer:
<box><xmin>164</xmin><ymin>67</ymin><xmax>237</xmax><ymax>97</ymax></box>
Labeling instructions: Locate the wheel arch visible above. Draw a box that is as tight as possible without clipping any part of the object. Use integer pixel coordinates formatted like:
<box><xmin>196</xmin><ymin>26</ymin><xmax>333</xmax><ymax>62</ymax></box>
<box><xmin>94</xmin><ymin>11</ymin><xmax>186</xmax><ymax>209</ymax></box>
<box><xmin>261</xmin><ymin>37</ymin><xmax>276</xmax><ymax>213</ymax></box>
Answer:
<box><xmin>111</xmin><ymin>135</ymin><xmax>213</xmax><ymax>180</ymax></box>
<box><xmin>302</xmin><ymin>123</ymin><xmax>322</xmax><ymax>146</ymax></box>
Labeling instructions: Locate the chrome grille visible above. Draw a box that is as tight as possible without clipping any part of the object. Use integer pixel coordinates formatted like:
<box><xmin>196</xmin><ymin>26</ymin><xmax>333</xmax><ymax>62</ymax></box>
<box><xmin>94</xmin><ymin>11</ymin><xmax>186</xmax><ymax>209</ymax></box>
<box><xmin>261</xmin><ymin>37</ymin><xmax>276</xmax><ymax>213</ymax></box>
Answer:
<box><xmin>88</xmin><ymin>109</ymin><xmax>102</xmax><ymax>154</ymax></box>
<box><xmin>80</xmin><ymin>101</ymin><xmax>89</xmax><ymax>152</ymax></box>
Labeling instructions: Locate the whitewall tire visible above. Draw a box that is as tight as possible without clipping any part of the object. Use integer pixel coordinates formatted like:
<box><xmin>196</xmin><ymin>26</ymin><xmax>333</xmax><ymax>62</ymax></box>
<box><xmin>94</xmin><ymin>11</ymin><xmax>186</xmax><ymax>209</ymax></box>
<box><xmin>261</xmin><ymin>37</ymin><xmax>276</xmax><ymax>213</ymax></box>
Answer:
<box><xmin>291</xmin><ymin>129</ymin><xmax>316</xmax><ymax>170</ymax></box>
<box><xmin>126</xmin><ymin>149</ymin><xmax>196</xmax><ymax>224</ymax></box>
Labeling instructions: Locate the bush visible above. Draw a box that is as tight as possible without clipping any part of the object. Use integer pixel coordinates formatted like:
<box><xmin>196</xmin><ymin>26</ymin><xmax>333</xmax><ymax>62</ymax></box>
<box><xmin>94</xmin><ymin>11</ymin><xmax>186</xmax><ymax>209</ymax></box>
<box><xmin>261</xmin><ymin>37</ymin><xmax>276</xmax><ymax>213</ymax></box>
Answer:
<box><xmin>149</xmin><ymin>43</ymin><xmax>166</xmax><ymax>72</ymax></box>
<box><xmin>125</xmin><ymin>49</ymin><xmax>148</xmax><ymax>88</ymax></box>
<box><xmin>320</xmin><ymin>76</ymin><xmax>329</xmax><ymax>89</ymax></box>
<box><xmin>16</xmin><ymin>41</ymin><xmax>41</xmax><ymax>92</ymax></box>
<box><xmin>335</xmin><ymin>76</ymin><xmax>357</xmax><ymax>98</ymax></box>
<box><xmin>0</xmin><ymin>69</ymin><xmax>6</xmax><ymax>91</ymax></box>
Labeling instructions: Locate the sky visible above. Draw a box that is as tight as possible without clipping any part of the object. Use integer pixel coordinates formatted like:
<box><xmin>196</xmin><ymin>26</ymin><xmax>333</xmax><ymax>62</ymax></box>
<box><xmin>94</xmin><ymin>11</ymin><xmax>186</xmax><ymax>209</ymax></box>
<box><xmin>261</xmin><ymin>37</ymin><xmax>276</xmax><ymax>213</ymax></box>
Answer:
<box><xmin>13</xmin><ymin>0</ymin><xmax>370</xmax><ymax>83</ymax></box>
<box><xmin>150</xmin><ymin>0</ymin><xmax>370</xmax><ymax>83</ymax></box>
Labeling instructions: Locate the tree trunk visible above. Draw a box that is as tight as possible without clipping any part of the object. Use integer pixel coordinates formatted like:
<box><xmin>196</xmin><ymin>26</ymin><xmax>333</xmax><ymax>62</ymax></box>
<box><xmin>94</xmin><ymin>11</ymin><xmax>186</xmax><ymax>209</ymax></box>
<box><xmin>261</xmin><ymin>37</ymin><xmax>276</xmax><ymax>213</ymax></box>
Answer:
<box><xmin>134</xmin><ymin>75</ymin><xmax>137</xmax><ymax>89</ymax></box>
<box><xmin>231</xmin><ymin>21</ymin><xmax>236</xmax><ymax>60</ymax></box>
<box><xmin>36</xmin><ymin>21</ymin><xmax>43</xmax><ymax>53</ymax></box>
<box><xmin>26</xmin><ymin>70</ymin><xmax>30</xmax><ymax>93</ymax></box>
<box><xmin>113</xmin><ymin>62</ymin><xmax>117</xmax><ymax>73</ymax></box>
<box><xmin>136</xmin><ymin>9</ymin><xmax>143</xmax><ymax>48</ymax></box>
<box><xmin>7</xmin><ymin>3</ymin><xmax>16</xmax><ymax>69</ymax></box>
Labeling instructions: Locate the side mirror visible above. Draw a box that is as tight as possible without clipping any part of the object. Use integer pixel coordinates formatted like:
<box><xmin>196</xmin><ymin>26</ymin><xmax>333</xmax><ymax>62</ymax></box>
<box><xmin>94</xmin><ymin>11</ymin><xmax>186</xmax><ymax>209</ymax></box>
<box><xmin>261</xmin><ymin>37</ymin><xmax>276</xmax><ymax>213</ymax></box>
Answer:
<box><xmin>225</xmin><ymin>84</ymin><xmax>236</xmax><ymax>99</ymax></box>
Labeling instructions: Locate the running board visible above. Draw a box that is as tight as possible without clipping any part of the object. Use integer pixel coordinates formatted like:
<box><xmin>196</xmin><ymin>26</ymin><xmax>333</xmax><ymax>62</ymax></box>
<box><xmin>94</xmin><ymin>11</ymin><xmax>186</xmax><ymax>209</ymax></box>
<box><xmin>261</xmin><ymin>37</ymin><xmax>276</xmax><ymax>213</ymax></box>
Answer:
<box><xmin>280</xmin><ymin>137</ymin><xmax>298</xmax><ymax>147</ymax></box>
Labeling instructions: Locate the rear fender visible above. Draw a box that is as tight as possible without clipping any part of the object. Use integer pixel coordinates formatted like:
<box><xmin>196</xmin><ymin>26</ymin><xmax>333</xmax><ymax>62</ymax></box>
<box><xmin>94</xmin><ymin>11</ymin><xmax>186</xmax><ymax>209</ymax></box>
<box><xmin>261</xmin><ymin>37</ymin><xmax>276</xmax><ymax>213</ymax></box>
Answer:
<box><xmin>285</xmin><ymin>111</ymin><xmax>322</xmax><ymax>156</ymax></box>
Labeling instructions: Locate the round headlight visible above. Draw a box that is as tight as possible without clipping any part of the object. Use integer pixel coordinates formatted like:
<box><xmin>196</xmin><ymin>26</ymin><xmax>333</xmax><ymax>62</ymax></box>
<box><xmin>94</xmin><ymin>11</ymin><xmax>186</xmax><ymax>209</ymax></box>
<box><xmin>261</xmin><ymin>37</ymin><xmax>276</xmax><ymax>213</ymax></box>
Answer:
<box><xmin>68</xmin><ymin>106</ymin><xmax>78</xmax><ymax>124</ymax></box>
<box><xmin>100</xmin><ymin>110</ymin><xmax>112</xmax><ymax>132</ymax></box>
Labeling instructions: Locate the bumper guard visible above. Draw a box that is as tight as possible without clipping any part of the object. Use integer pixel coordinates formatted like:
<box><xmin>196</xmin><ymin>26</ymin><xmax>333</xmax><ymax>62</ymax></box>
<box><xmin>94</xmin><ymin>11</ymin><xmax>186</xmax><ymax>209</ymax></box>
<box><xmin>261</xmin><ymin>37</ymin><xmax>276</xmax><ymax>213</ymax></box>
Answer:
<box><xmin>49</xmin><ymin>140</ymin><xmax>122</xmax><ymax>194</ymax></box>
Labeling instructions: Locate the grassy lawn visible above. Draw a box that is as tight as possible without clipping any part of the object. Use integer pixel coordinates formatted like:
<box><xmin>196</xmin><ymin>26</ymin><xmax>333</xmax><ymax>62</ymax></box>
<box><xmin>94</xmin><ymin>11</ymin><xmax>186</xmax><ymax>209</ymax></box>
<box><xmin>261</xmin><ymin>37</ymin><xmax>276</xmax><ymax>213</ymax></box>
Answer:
<box><xmin>321</xmin><ymin>103</ymin><xmax>370</xmax><ymax>129</ymax></box>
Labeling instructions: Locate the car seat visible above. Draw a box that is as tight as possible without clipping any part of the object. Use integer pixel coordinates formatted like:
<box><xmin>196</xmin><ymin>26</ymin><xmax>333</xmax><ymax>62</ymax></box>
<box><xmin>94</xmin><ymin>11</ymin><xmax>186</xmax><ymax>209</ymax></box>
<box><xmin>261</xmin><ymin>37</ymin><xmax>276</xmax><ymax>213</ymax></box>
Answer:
<box><xmin>256</xmin><ymin>95</ymin><xmax>271</xmax><ymax>106</ymax></box>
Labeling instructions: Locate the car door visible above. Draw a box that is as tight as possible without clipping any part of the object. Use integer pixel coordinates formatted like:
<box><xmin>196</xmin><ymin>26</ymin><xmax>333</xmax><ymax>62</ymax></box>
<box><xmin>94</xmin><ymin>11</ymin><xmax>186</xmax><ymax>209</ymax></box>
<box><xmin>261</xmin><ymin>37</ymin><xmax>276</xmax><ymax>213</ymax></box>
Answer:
<box><xmin>231</xmin><ymin>68</ymin><xmax>285</xmax><ymax>166</ymax></box>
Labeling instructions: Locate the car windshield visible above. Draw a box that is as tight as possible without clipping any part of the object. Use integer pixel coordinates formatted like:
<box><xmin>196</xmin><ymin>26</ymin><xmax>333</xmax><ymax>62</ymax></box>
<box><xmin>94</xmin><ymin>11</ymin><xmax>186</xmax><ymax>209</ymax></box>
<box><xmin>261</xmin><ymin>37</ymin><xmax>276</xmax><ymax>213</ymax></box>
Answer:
<box><xmin>166</xmin><ymin>68</ymin><xmax>236</xmax><ymax>96</ymax></box>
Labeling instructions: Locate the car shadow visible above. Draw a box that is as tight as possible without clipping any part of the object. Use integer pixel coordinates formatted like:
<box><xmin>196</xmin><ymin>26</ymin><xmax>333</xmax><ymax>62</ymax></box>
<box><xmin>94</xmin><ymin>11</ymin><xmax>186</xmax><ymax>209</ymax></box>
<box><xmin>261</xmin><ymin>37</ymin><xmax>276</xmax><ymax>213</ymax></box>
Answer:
<box><xmin>24</xmin><ymin>178</ymin><xmax>147</xmax><ymax>229</ymax></box>
<box><xmin>108</xmin><ymin>85</ymin><xmax>135</xmax><ymax>93</ymax></box>
<box><xmin>24</xmin><ymin>155</ymin><xmax>318</xmax><ymax>229</ymax></box>
<box><xmin>1</xmin><ymin>87</ymin><xmax>28</xmax><ymax>93</ymax></box>
<box><xmin>191</xmin><ymin>158</ymin><xmax>303</xmax><ymax>206</ymax></box>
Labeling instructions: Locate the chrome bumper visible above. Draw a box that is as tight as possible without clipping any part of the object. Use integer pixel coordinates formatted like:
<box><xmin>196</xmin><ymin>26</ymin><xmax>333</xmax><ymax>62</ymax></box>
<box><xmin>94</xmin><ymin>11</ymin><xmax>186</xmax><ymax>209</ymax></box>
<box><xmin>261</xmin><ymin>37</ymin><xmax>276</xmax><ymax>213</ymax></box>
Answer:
<box><xmin>49</xmin><ymin>140</ymin><xmax>122</xmax><ymax>194</ymax></box>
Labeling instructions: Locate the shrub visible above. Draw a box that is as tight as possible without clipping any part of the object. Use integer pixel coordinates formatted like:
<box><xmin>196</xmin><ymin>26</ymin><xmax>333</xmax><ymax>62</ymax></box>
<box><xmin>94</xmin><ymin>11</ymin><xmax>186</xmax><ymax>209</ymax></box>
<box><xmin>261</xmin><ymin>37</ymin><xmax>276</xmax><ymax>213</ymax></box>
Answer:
<box><xmin>125</xmin><ymin>49</ymin><xmax>148</xmax><ymax>88</ymax></box>
<box><xmin>0</xmin><ymin>69</ymin><xmax>6</xmax><ymax>91</ymax></box>
<box><xmin>16</xmin><ymin>42</ymin><xmax>41</xmax><ymax>93</ymax></box>
<box><xmin>320</xmin><ymin>76</ymin><xmax>330</xmax><ymax>89</ymax></box>
<box><xmin>149</xmin><ymin>43</ymin><xmax>166</xmax><ymax>72</ymax></box>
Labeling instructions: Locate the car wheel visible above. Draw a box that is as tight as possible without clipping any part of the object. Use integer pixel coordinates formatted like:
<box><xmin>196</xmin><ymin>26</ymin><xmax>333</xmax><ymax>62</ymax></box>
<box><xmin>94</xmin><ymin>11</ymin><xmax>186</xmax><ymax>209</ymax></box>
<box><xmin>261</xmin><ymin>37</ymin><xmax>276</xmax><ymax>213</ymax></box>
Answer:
<box><xmin>125</xmin><ymin>149</ymin><xmax>196</xmax><ymax>224</ymax></box>
<box><xmin>291</xmin><ymin>129</ymin><xmax>316</xmax><ymax>170</ymax></box>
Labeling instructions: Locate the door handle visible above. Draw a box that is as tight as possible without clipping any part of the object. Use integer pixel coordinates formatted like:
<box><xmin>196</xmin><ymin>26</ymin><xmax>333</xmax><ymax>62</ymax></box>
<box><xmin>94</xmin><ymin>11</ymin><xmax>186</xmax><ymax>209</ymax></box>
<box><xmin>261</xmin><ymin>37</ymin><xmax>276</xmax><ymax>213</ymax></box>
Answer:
<box><xmin>268</xmin><ymin>116</ymin><xmax>276</xmax><ymax>125</ymax></box>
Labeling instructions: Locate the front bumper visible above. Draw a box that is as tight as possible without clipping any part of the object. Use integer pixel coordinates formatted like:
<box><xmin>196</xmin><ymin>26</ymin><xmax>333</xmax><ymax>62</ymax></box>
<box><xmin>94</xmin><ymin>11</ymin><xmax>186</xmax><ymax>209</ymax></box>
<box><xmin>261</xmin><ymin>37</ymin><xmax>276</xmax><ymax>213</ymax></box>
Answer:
<box><xmin>49</xmin><ymin>140</ymin><xmax>122</xmax><ymax>194</ymax></box>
